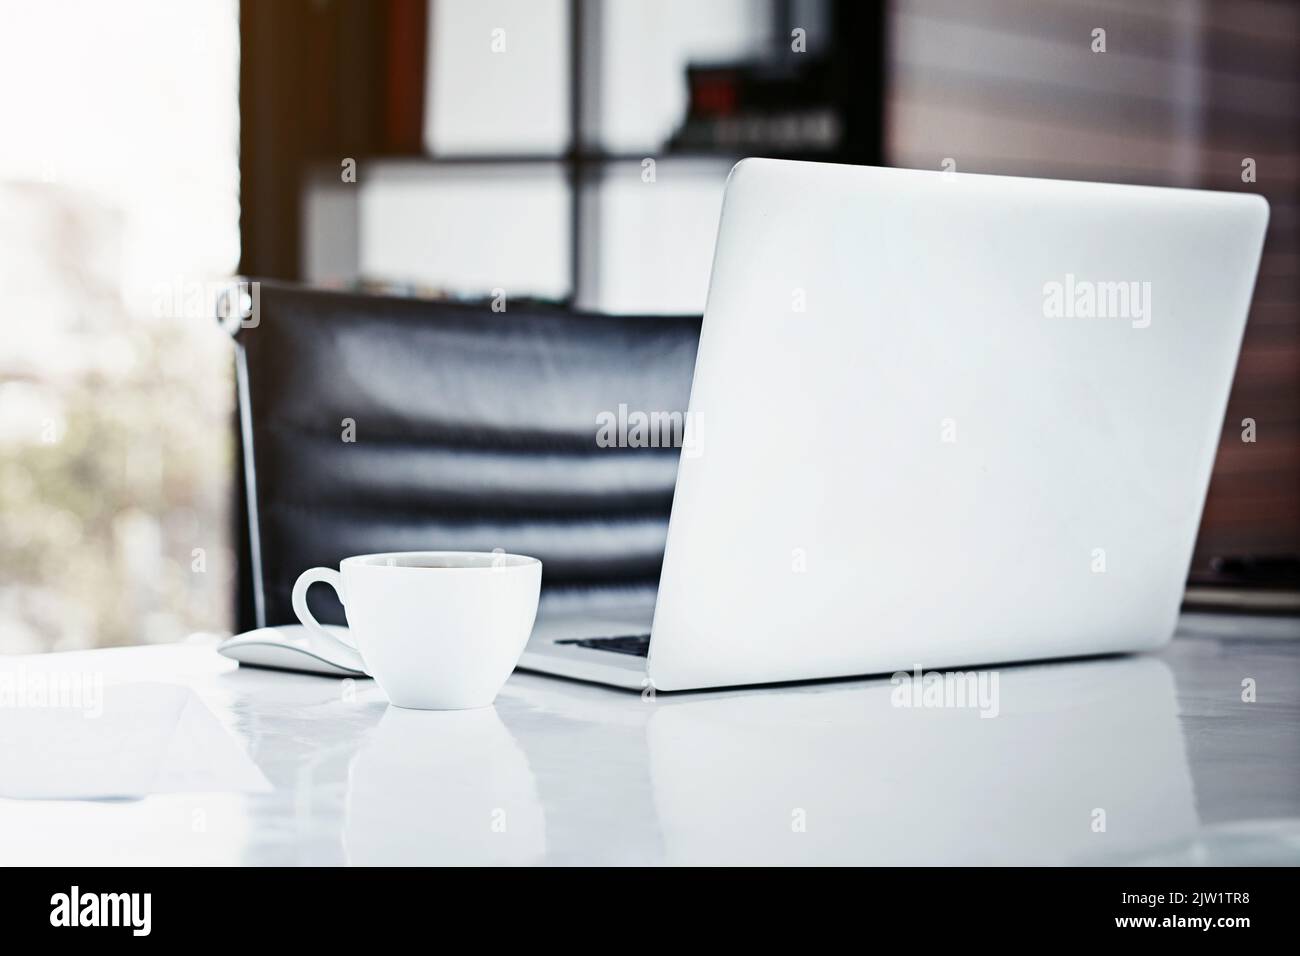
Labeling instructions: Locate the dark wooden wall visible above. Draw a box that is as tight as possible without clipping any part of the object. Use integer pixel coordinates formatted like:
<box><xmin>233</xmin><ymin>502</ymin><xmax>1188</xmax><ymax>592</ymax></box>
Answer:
<box><xmin>887</xmin><ymin>0</ymin><xmax>1299</xmax><ymax>577</ymax></box>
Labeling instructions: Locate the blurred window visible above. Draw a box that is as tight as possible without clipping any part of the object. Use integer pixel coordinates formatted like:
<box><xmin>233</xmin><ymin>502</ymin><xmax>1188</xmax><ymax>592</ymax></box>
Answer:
<box><xmin>0</xmin><ymin>0</ymin><xmax>240</xmax><ymax>652</ymax></box>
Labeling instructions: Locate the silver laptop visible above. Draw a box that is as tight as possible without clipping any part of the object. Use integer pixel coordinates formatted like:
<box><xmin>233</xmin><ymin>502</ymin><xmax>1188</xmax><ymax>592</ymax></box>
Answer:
<box><xmin>518</xmin><ymin>159</ymin><xmax>1269</xmax><ymax>692</ymax></box>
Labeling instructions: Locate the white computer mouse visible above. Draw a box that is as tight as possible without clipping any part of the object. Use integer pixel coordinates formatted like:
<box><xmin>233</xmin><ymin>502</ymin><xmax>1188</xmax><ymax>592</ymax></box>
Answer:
<box><xmin>217</xmin><ymin>624</ymin><xmax>369</xmax><ymax>677</ymax></box>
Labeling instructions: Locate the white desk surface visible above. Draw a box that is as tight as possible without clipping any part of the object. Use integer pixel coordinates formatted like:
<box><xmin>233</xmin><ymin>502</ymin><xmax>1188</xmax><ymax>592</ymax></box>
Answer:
<box><xmin>3</xmin><ymin>612</ymin><xmax>1298</xmax><ymax>866</ymax></box>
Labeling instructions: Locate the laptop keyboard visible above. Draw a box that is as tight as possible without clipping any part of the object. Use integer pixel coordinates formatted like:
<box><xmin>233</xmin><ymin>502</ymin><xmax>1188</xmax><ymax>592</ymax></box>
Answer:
<box><xmin>556</xmin><ymin>634</ymin><xmax>651</xmax><ymax>658</ymax></box>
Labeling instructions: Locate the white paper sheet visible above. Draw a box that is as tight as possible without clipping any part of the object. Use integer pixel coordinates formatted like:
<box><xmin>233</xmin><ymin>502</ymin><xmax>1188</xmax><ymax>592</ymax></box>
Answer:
<box><xmin>0</xmin><ymin>681</ymin><xmax>271</xmax><ymax>800</ymax></box>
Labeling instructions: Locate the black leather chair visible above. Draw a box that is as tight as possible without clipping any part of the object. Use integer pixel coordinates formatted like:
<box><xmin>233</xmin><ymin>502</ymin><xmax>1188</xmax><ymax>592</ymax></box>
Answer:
<box><xmin>227</xmin><ymin>282</ymin><xmax>701</xmax><ymax>633</ymax></box>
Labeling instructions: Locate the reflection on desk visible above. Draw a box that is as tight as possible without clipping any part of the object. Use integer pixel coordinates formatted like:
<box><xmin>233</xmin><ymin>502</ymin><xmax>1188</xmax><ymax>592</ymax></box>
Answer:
<box><xmin>341</xmin><ymin>656</ymin><xmax>1196</xmax><ymax>865</ymax></box>
<box><xmin>1</xmin><ymin>618</ymin><xmax>1297</xmax><ymax>866</ymax></box>
<box><xmin>346</xmin><ymin>706</ymin><xmax>545</xmax><ymax>866</ymax></box>
<box><xmin>644</xmin><ymin>657</ymin><xmax>1191</xmax><ymax>865</ymax></box>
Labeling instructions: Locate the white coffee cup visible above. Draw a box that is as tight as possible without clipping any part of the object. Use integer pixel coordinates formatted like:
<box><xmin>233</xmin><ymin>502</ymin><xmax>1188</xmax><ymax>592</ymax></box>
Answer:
<box><xmin>292</xmin><ymin>551</ymin><xmax>542</xmax><ymax>710</ymax></box>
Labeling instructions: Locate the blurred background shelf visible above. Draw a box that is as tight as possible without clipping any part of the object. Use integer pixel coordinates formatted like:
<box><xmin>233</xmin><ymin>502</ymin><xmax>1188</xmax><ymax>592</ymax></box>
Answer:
<box><xmin>242</xmin><ymin>0</ymin><xmax>884</xmax><ymax>313</ymax></box>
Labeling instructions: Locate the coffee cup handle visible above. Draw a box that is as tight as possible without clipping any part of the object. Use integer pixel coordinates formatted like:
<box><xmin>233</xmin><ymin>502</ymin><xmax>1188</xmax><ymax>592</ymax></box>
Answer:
<box><xmin>291</xmin><ymin>567</ymin><xmax>360</xmax><ymax>652</ymax></box>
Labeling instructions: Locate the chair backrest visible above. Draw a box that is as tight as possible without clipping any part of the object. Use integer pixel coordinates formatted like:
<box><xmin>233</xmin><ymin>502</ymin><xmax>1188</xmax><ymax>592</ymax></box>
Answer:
<box><xmin>230</xmin><ymin>282</ymin><xmax>701</xmax><ymax>631</ymax></box>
